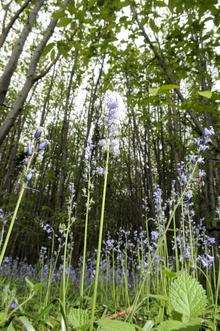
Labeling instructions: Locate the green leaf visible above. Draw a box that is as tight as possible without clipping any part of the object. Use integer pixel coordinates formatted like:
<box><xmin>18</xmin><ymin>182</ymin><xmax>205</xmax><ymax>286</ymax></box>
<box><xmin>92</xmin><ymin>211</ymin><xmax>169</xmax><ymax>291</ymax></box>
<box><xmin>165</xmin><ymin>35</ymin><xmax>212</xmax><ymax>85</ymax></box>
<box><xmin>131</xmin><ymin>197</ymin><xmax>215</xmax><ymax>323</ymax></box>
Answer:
<box><xmin>57</xmin><ymin>17</ymin><xmax>72</xmax><ymax>27</ymax></box>
<box><xmin>97</xmin><ymin>318</ymin><xmax>136</xmax><ymax>331</ymax></box>
<box><xmin>68</xmin><ymin>308</ymin><xmax>90</xmax><ymax>329</ymax></box>
<box><xmin>163</xmin><ymin>268</ymin><xmax>176</xmax><ymax>279</ymax></box>
<box><xmin>0</xmin><ymin>311</ymin><xmax>7</xmax><ymax>323</ymax></box>
<box><xmin>25</xmin><ymin>277</ymin><xmax>34</xmax><ymax>291</ymax></box>
<box><xmin>67</xmin><ymin>3</ymin><xmax>76</xmax><ymax>15</ymax></box>
<box><xmin>198</xmin><ymin>90</ymin><xmax>212</xmax><ymax>98</ymax></box>
<box><xmin>57</xmin><ymin>41</ymin><xmax>70</xmax><ymax>57</ymax></box>
<box><xmin>169</xmin><ymin>272</ymin><xmax>207</xmax><ymax>321</ymax></box>
<box><xmin>149</xmin><ymin>18</ymin><xmax>159</xmax><ymax>32</ymax></box>
<box><xmin>159</xmin><ymin>84</ymin><xmax>179</xmax><ymax>92</ymax></box>
<box><xmin>149</xmin><ymin>84</ymin><xmax>179</xmax><ymax>96</ymax></box>
<box><xmin>18</xmin><ymin>317</ymin><xmax>36</xmax><ymax>331</ymax></box>
<box><xmin>149</xmin><ymin>87</ymin><xmax>160</xmax><ymax>96</ymax></box>
<box><xmin>156</xmin><ymin>319</ymin><xmax>201</xmax><ymax>331</ymax></box>
<box><xmin>25</xmin><ymin>277</ymin><xmax>42</xmax><ymax>292</ymax></box>
<box><xmin>6</xmin><ymin>323</ymin><xmax>16</xmax><ymax>331</ymax></box>
<box><xmin>42</xmin><ymin>42</ymin><xmax>55</xmax><ymax>57</ymax></box>
<box><xmin>50</xmin><ymin>48</ymin><xmax>56</xmax><ymax>61</ymax></box>
<box><xmin>52</xmin><ymin>11</ymin><xmax>65</xmax><ymax>19</ymax></box>
<box><xmin>143</xmin><ymin>320</ymin><xmax>154</xmax><ymax>330</ymax></box>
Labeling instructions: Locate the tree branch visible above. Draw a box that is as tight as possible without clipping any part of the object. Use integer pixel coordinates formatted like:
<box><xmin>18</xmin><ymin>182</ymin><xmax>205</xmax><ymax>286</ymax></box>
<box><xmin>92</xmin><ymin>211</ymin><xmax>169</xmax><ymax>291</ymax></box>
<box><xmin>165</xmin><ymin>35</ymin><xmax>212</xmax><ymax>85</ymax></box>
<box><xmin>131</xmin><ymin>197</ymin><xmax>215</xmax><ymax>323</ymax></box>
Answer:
<box><xmin>0</xmin><ymin>0</ymin><xmax>33</xmax><ymax>49</ymax></box>
<box><xmin>130</xmin><ymin>2</ymin><xmax>205</xmax><ymax>136</ymax></box>
<box><xmin>33</xmin><ymin>53</ymin><xmax>60</xmax><ymax>82</ymax></box>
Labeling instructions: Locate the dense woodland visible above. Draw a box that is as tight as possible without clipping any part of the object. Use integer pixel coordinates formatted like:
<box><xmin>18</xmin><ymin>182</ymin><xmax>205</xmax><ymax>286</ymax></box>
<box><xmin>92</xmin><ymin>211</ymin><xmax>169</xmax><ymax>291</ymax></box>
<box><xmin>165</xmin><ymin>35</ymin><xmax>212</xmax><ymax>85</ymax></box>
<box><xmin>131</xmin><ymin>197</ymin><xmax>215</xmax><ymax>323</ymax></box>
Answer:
<box><xmin>0</xmin><ymin>1</ymin><xmax>219</xmax><ymax>330</ymax></box>
<box><xmin>0</xmin><ymin>0</ymin><xmax>219</xmax><ymax>261</ymax></box>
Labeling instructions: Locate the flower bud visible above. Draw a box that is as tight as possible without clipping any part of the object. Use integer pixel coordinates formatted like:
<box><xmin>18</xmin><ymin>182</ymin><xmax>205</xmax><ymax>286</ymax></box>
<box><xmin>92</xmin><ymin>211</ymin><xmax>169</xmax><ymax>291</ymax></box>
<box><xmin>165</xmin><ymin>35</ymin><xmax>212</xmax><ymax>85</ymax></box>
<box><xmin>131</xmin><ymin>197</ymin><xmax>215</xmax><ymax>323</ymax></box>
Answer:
<box><xmin>26</xmin><ymin>170</ymin><xmax>34</xmax><ymax>182</ymax></box>
<box><xmin>38</xmin><ymin>140</ymin><xmax>49</xmax><ymax>151</ymax></box>
<box><xmin>25</xmin><ymin>142</ymin><xmax>33</xmax><ymax>156</ymax></box>
<box><xmin>34</xmin><ymin>128</ymin><xmax>42</xmax><ymax>140</ymax></box>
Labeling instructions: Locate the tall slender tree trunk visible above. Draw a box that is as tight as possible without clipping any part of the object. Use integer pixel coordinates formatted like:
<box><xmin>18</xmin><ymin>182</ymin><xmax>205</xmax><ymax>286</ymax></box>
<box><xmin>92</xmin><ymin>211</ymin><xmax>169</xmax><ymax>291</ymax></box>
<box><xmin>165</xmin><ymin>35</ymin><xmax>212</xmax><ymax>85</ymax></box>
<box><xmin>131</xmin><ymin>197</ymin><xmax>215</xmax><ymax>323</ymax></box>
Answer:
<box><xmin>0</xmin><ymin>0</ymin><xmax>33</xmax><ymax>49</ymax></box>
<box><xmin>58</xmin><ymin>61</ymin><xmax>77</xmax><ymax>209</ymax></box>
<box><xmin>0</xmin><ymin>0</ymin><xmax>44</xmax><ymax>106</ymax></box>
<box><xmin>0</xmin><ymin>17</ymin><xmax>59</xmax><ymax>146</ymax></box>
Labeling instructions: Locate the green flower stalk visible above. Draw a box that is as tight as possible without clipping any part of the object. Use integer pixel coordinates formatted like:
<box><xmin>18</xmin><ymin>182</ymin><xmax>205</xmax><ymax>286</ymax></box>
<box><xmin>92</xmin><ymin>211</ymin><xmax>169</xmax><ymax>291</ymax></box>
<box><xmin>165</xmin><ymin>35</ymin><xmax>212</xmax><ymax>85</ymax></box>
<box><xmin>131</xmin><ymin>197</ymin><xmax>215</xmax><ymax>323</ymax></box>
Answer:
<box><xmin>80</xmin><ymin>170</ymin><xmax>92</xmax><ymax>298</ymax></box>
<box><xmin>0</xmin><ymin>128</ymin><xmax>48</xmax><ymax>266</ymax></box>
<box><xmin>90</xmin><ymin>143</ymin><xmax>110</xmax><ymax>330</ymax></box>
<box><xmin>90</xmin><ymin>91</ymin><xmax>125</xmax><ymax>329</ymax></box>
<box><xmin>0</xmin><ymin>151</ymin><xmax>34</xmax><ymax>266</ymax></box>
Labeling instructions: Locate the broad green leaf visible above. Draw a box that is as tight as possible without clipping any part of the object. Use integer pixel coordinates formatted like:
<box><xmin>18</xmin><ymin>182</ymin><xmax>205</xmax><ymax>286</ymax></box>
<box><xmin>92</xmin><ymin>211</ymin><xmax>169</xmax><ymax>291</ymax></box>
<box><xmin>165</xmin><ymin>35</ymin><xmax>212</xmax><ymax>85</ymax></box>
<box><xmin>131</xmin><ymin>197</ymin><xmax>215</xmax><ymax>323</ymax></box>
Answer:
<box><xmin>68</xmin><ymin>308</ymin><xmax>90</xmax><ymax>329</ymax></box>
<box><xmin>97</xmin><ymin>318</ymin><xmax>136</xmax><ymax>331</ymax></box>
<box><xmin>18</xmin><ymin>316</ymin><xmax>36</xmax><ymax>331</ymax></box>
<box><xmin>169</xmin><ymin>272</ymin><xmax>207</xmax><ymax>321</ymax></box>
<box><xmin>52</xmin><ymin>11</ymin><xmax>65</xmax><ymax>19</ymax></box>
<box><xmin>57</xmin><ymin>17</ymin><xmax>72</xmax><ymax>27</ymax></box>
<box><xmin>156</xmin><ymin>318</ymin><xmax>201</xmax><ymax>331</ymax></box>
<box><xmin>198</xmin><ymin>90</ymin><xmax>212</xmax><ymax>98</ymax></box>
<box><xmin>0</xmin><ymin>311</ymin><xmax>7</xmax><ymax>323</ymax></box>
<box><xmin>7</xmin><ymin>323</ymin><xmax>16</xmax><ymax>331</ymax></box>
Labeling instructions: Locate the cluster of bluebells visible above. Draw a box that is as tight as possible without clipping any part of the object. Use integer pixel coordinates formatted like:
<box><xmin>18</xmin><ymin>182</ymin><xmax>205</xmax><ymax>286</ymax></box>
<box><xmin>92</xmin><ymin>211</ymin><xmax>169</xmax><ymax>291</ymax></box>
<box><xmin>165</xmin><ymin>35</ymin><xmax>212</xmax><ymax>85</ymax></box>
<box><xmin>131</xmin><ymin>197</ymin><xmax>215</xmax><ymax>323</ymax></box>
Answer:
<box><xmin>0</xmin><ymin>222</ymin><xmax>217</xmax><ymax>286</ymax></box>
<box><xmin>0</xmin><ymin>256</ymin><xmax>78</xmax><ymax>283</ymax></box>
<box><xmin>85</xmin><ymin>136</ymin><xmax>95</xmax><ymax>162</ymax></box>
<box><xmin>177</xmin><ymin>127</ymin><xmax>215</xmax><ymax>189</ymax></box>
<box><xmin>24</xmin><ymin>128</ymin><xmax>49</xmax><ymax>182</ymax></box>
<box><xmin>104</xmin><ymin>91</ymin><xmax>125</xmax><ymax>157</ymax></box>
<box><xmin>24</xmin><ymin>128</ymin><xmax>49</xmax><ymax>158</ymax></box>
<box><xmin>40</xmin><ymin>221</ymin><xmax>65</xmax><ymax>246</ymax></box>
<box><xmin>172</xmin><ymin>216</ymin><xmax>216</xmax><ymax>268</ymax></box>
<box><xmin>82</xmin><ymin>91</ymin><xmax>125</xmax><ymax>183</ymax></box>
<box><xmin>153</xmin><ymin>186</ymin><xmax>166</xmax><ymax>234</ymax></box>
<box><xmin>194</xmin><ymin>126</ymin><xmax>215</xmax><ymax>152</ymax></box>
<box><xmin>0</xmin><ymin>256</ymin><xmax>36</xmax><ymax>279</ymax></box>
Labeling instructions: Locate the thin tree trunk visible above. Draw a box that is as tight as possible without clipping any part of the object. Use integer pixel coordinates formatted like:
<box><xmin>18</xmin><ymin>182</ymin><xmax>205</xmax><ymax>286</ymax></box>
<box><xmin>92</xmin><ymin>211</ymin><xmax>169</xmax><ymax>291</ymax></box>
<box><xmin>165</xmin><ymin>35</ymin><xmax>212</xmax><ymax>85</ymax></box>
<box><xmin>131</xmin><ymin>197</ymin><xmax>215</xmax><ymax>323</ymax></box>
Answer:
<box><xmin>131</xmin><ymin>2</ymin><xmax>220</xmax><ymax>152</ymax></box>
<box><xmin>0</xmin><ymin>0</ymin><xmax>33</xmax><ymax>49</ymax></box>
<box><xmin>0</xmin><ymin>16</ymin><xmax>59</xmax><ymax>146</ymax></box>
<box><xmin>58</xmin><ymin>60</ymin><xmax>77</xmax><ymax>209</ymax></box>
<box><xmin>0</xmin><ymin>0</ymin><xmax>44</xmax><ymax>106</ymax></box>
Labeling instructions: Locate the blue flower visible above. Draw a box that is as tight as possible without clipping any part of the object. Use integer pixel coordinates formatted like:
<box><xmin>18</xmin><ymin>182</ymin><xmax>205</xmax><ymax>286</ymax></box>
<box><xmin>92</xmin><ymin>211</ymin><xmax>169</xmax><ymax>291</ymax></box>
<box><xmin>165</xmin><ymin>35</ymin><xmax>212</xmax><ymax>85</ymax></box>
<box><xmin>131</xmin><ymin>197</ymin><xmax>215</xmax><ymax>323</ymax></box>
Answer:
<box><xmin>38</xmin><ymin>140</ymin><xmax>49</xmax><ymax>151</ymax></box>
<box><xmin>96</xmin><ymin>166</ymin><xmax>105</xmax><ymax>176</ymax></box>
<box><xmin>34</xmin><ymin>128</ymin><xmax>42</xmax><ymax>140</ymax></box>
<box><xmin>198</xmin><ymin>253</ymin><xmax>214</xmax><ymax>268</ymax></box>
<box><xmin>151</xmin><ymin>231</ymin><xmax>159</xmax><ymax>241</ymax></box>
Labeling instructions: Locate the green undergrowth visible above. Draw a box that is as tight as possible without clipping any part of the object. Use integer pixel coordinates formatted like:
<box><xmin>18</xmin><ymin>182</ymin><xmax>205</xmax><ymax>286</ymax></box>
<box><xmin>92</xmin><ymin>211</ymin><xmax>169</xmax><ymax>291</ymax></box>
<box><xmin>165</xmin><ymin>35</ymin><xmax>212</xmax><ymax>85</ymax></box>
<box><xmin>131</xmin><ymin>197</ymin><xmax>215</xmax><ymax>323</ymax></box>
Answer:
<box><xmin>0</xmin><ymin>270</ymin><xmax>219</xmax><ymax>330</ymax></box>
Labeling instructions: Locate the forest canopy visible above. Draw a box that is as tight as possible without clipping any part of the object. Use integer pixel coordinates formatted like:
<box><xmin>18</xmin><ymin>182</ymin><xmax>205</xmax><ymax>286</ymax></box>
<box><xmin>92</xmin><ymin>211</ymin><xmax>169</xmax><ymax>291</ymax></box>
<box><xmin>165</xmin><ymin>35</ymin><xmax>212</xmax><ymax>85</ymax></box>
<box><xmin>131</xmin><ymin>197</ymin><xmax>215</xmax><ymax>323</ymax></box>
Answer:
<box><xmin>0</xmin><ymin>0</ymin><xmax>219</xmax><ymax>330</ymax></box>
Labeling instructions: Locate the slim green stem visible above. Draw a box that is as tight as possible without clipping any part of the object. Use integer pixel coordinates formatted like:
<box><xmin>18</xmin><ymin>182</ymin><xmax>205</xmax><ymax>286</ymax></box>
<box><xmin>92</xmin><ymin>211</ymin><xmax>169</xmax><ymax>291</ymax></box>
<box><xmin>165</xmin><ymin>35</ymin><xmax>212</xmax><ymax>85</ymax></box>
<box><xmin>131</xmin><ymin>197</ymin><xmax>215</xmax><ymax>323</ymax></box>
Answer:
<box><xmin>0</xmin><ymin>153</ymin><xmax>34</xmax><ymax>266</ymax></box>
<box><xmin>127</xmin><ymin>161</ymin><xmax>199</xmax><ymax>320</ymax></box>
<box><xmin>90</xmin><ymin>145</ymin><xmax>109</xmax><ymax>330</ymax></box>
<box><xmin>80</xmin><ymin>171</ymin><xmax>91</xmax><ymax>297</ymax></box>
<box><xmin>0</xmin><ymin>184</ymin><xmax>25</xmax><ymax>266</ymax></box>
